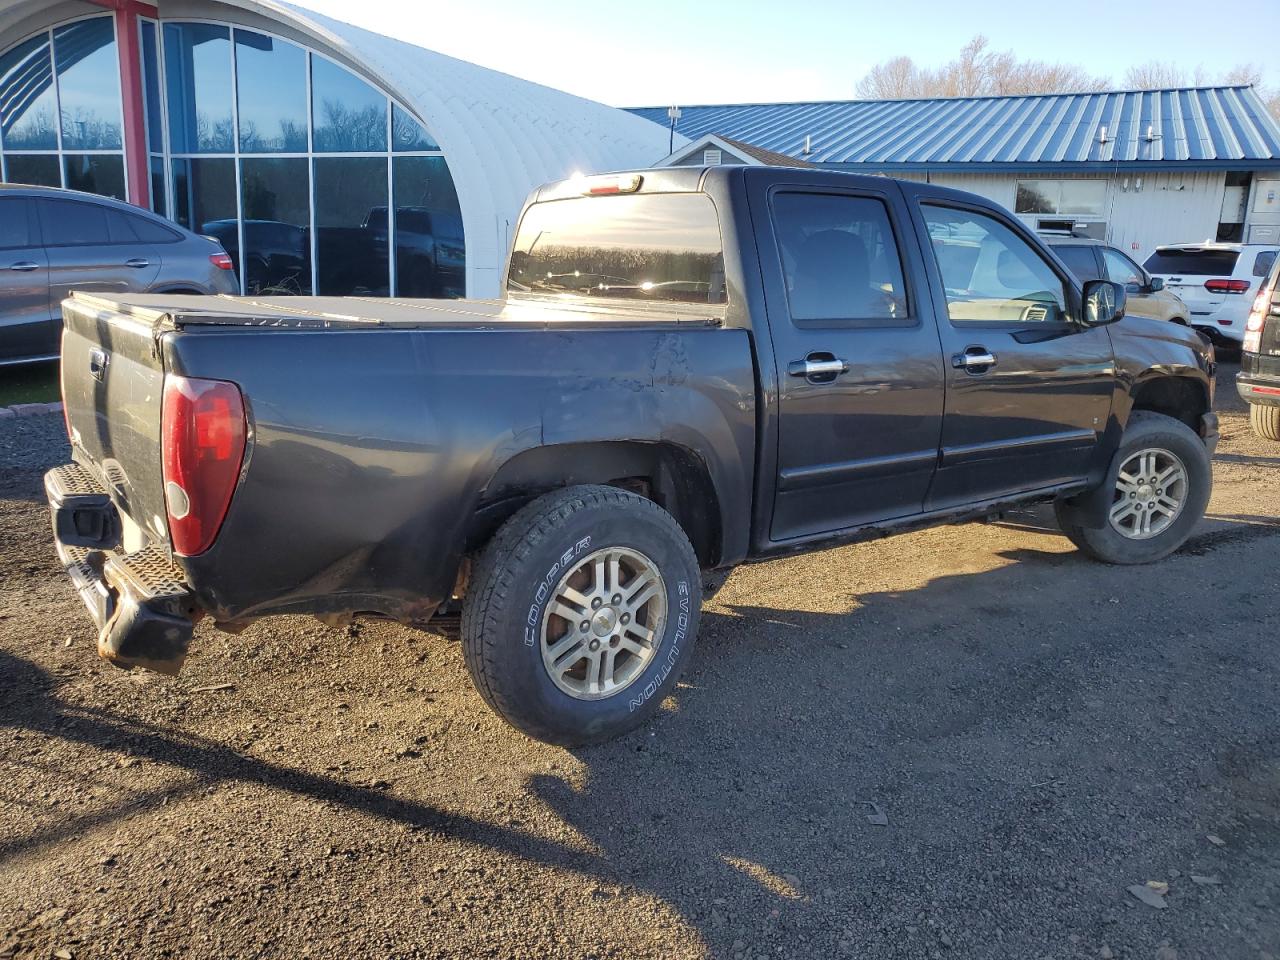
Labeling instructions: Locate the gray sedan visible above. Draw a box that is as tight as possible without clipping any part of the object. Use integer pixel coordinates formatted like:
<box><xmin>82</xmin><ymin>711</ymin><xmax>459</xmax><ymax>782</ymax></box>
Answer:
<box><xmin>0</xmin><ymin>184</ymin><xmax>240</xmax><ymax>366</ymax></box>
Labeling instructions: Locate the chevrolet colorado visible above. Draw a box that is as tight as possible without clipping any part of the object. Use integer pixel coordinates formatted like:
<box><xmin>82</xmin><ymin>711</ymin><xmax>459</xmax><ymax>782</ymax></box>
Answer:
<box><xmin>47</xmin><ymin>166</ymin><xmax>1218</xmax><ymax>745</ymax></box>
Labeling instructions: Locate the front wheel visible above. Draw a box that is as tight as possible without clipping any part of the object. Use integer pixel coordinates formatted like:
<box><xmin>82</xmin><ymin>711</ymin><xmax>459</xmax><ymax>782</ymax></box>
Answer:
<box><xmin>1055</xmin><ymin>411</ymin><xmax>1212</xmax><ymax>564</ymax></box>
<box><xmin>462</xmin><ymin>485</ymin><xmax>701</xmax><ymax>746</ymax></box>
<box><xmin>1250</xmin><ymin>403</ymin><xmax>1280</xmax><ymax>442</ymax></box>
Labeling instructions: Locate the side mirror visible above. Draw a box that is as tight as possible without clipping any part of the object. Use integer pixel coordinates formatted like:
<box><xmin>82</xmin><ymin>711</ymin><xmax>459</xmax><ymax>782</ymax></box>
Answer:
<box><xmin>1082</xmin><ymin>279</ymin><xmax>1126</xmax><ymax>326</ymax></box>
<box><xmin>1147</xmin><ymin>276</ymin><xmax>1165</xmax><ymax>292</ymax></box>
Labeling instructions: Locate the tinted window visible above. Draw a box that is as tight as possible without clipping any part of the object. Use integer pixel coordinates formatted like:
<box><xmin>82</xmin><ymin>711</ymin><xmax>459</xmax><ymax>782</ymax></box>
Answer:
<box><xmin>923</xmin><ymin>204</ymin><xmax>1066</xmax><ymax>324</ymax></box>
<box><xmin>0</xmin><ymin>34</ymin><xmax>57</xmax><ymax>149</ymax></box>
<box><xmin>4</xmin><ymin>154</ymin><xmax>60</xmax><ymax>188</ymax></box>
<box><xmin>235</xmin><ymin>30</ymin><xmax>308</xmax><ymax>153</ymax></box>
<box><xmin>1051</xmin><ymin>244</ymin><xmax>1101</xmax><ymax>282</ymax></box>
<box><xmin>1143</xmin><ymin>249</ymin><xmax>1239</xmax><ymax>276</ymax></box>
<box><xmin>313</xmin><ymin>157</ymin><xmax>388</xmax><ymax>295</ymax></box>
<box><xmin>508</xmin><ymin>192</ymin><xmax>726</xmax><ymax>305</ymax></box>
<box><xmin>0</xmin><ymin>198</ymin><xmax>30</xmax><ymax>247</ymax></box>
<box><xmin>1252</xmin><ymin>250</ymin><xmax>1277</xmax><ymax>278</ymax></box>
<box><xmin>392</xmin><ymin>103</ymin><xmax>438</xmax><ymax>151</ymax></box>
<box><xmin>140</xmin><ymin>20</ymin><xmax>162</xmax><ymax>152</ymax></box>
<box><xmin>393</xmin><ymin>155</ymin><xmax>464</xmax><ymax>298</ymax></box>
<box><xmin>772</xmin><ymin>192</ymin><xmax>908</xmax><ymax>325</ymax></box>
<box><xmin>125</xmin><ymin>211</ymin><xmax>179</xmax><ymax>243</ymax></box>
<box><xmin>63</xmin><ymin>154</ymin><xmax>126</xmax><ymax>200</ymax></box>
<box><xmin>171</xmin><ymin>157</ymin><xmax>236</xmax><ymax>252</ymax></box>
<box><xmin>164</xmin><ymin>23</ymin><xmax>234</xmax><ymax>153</ymax></box>
<box><xmin>311</xmin><ymin>55</ymin><xmax>386</xmax><ymax>152</ymax></box>
<box><xmin>1100</xmin><ymin>247</ymin><xmax>1144</xmax><ymax>287</ymax></box>
<box><xmin>38</xmin><ymin>199</ymin><xmax>111</xmax><ymax>245</ymax></box>
<box><xmin>53</xmin><ymin>18</ymin><xmax>123</xmax><ymax>150</ymax></box>
<box><xmin>242</xmin><ymin>157</ymin><xmax>311</xmax><ymax>294</ymax></box>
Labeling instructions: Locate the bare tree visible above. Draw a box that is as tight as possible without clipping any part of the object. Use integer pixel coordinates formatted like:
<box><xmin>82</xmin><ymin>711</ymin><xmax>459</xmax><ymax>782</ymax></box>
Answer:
<box><xmin>856</xmin><ymin>35</ymin><xmax>1110</xmax><ymax>100</ymax></box>
<box><xmin>1127</xmin><ymin>60</ymin><xmax>1280</xmax><ymax>122</ymax></box>
<box><xmin>1123</xmin><ymin>61</ymin><xmax>1188</xmax><ymax>89</ymax></box>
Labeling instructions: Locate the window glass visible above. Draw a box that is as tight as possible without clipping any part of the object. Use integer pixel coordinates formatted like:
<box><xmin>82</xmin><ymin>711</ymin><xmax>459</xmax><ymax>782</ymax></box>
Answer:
<box><xmin>392</xmin><ymin>103</ymin><xmax>438</xmax><ymax>152</ymax></box>
<box><xmin>37</xmin><ymin>198</ymin><xmax>112</xmax><ymax>245</ymax></box>
<box><xmin>1015</xmin><ymin>179</ymin><xmax>1105</xmax><ymax>217</ymax></box>
<box><xmin>392</xmin><ymin>155</ymin><xmax>464</xmax><ymax>297</ymax></box>
<box><xmin>164</xmin><ymin>23</ymin><xmax>234</xmax><ymax>154</ymax></box>
<box><xmin>241</xmin><ymin>157</ymin><xmax>311</xmax><ymax>294</ymax></box>
<box><xmin>126</xmin><ymin>211</ymin><xmax>178</xmax><ymax>243</ymax></box>
<box><xmin>0</xmin><ymin>197</ymin><xmax>30</xmax><ymax>247</ymax></box>
<box><xmin>1101</xmin><ymin>247</ymin><xmax>1144</xmax><ymax>288</ymax></box>
<box><xmin>1142</xmin><ymin>249</ymin><xmax>1239</xmax><ymax>275</ymax></box>
<box><xmin>139</xmin><ymin>20</ymin><xmax>163</xmax><ymax>152</ymax></box>
<box><xmin>311</xmin><ymin>55</ymin><xmax>387</xmax><ymax>152</ymax></box>
<box><xmin>63</xmin><ymin>154</ymin><xmax>126</xmax><ymax>200</ymax></box>
<box><xmin>1051</xmin><ymin>244</ymin><xmax>1100</xmax><ymax>282</ymax></box>
<box><xmin>1252</xmin><ymin>250</ymin><xmax>1277</xmax><ymax>278</ymax></box>
<box><xmin>0</xmin><ymin>34</ymin><xmax>58</xmax><ymax>149</ymax></box>
<box><xmin>508</xmin><ymin>193</ymin><xmax>726</xmax><ymax>305</ymax></box>
<box><xmin>313</xmin><ymin>157</ymin><xmax>388</xmax><ymax>295</ymax></box>
<box><xmin>4</xmin><ymin>154</ymin><xmax>60</xmax><ymax>187</ymax></box>
<box><xmin>149</xmin><ymin>155</ymin><xmax>166</xmax><ymax>216</ymax></box>
<box><xmin>53</xmin><ymin>18</ymin><xmax>122</xmax><ymax>150</ymax></box>
<box><xmin>235</xmin><ymin>30</ymin><xmax>307</xmax><ymax>153</ymax></box>
<box><xmin>923</xmin><ymin>204</ymin><xmax>1067</xmax><ymax>324</ymax></box>
<box><xmin>772</xmin><ymin>192</ymin><xmax>908</xmax><ymax>325</ymax></box>
<box><xmin>171</xmin><ymin>157</ymin><xmax>236</xmax><ymax>250</ymax></box>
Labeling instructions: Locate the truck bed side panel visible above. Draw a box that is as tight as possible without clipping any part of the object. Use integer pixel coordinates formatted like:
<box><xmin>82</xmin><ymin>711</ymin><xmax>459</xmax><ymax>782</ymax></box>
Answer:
<box><xmin>166</xmin><ymin>325</ymin><xmax>757</xmax><ymax>622</ymax></box>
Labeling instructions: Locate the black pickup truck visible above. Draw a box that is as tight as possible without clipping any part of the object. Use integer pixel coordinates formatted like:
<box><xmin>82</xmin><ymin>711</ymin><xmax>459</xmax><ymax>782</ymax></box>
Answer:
<box><xmin>48</xmin><ymin>166</ymin><xmax>1218</xmax><ymax>745</ymax></box>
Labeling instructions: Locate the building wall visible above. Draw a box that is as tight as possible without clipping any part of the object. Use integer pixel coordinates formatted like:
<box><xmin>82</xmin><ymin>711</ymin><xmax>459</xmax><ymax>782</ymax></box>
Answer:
<box><xmin>895</xmin><ymin>170</ymin><xmax>1228</xmax><ymax>260</ymax></box>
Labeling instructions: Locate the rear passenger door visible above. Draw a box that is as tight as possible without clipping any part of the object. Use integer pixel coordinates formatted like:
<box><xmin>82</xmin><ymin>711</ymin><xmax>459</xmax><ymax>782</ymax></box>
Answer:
<box><xmin>905</xmin><ymin>191</ymin><xmax>1115</xmax><ymax>509</ymax></box>
<box><xmin>750</xmin><ymin>175</ymin><xmax>946</xmax><ymax>541</ymax></box>
<box><xmin>0</xmin><ymin>196</ymin><xmax>52</xmax><ymax>362</ymax></box>
<box><xmin>36</xmin><ymin>198</ymin><xmax>162</xmax><ymax>308</ymax></box>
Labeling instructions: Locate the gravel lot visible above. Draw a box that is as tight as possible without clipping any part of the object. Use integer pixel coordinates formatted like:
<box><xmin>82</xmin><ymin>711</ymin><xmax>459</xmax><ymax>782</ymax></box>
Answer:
<box><xmin>1</xmin><ymin>362</ymin><xmax>1277</xmax><ymax>960</ymax></box>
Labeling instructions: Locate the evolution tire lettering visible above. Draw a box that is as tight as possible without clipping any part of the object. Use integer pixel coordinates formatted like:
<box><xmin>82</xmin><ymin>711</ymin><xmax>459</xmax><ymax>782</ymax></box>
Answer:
<box><xmin>524</xmin><ymin>535</ymin><xmax>591</xmax><ymax>647</ymax></box>
<box><xmin>629</xmin><ymin>580</ymin><xmax>689</xmax><ymax>711</ymax></box>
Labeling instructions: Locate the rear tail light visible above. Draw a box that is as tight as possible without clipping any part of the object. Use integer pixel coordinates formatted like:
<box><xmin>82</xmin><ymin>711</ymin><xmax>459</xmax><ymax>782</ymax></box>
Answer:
<box><xmin>1204</xmin><ymin>278</ymin><xmax>1250</xmax><ymax>294</ymax></box>
<box><xmin>161</xmin><ymin>375</ymin><xmax>246</xmax><ymax>556</ymax></box>
<box><xmin>1244</xmin><ymin>290</ymin><xmax>1267</xmax><ymax>353</ymax></box>
<box><xmin>210</xmin><ymin>252</ymin><xmax>235</xmax><ymax>271</ymax></box>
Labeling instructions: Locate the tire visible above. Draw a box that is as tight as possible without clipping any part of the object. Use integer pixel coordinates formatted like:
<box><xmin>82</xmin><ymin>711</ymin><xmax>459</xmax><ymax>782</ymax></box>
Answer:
<box><xmin>462</xmin><ymin>484</ymin><xmax>701</xmax><ymax>746</ymax></box>
<box><xmin>1250</xmin><ymin>403</ymin><xmax>1280</xmax><ymax>442</ymax></box>
<box><xmin>1054</xmin><ymin>411</ymin><xmax>1211</xmax><ymax>564</ymax></box>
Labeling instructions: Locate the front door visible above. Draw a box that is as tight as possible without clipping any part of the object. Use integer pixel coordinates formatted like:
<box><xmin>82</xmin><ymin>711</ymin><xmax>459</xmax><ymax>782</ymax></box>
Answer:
<box><xmin>0</xmin><ymin>196</ymin><xmax>52</xmax><ymax>362</ymax></box>
<box><xmin>752</xmin><ymin>177</ymin><xmax>946</xmax><ymax>541</ymax></box>
<box><xmin>35</xmin><ymin>197</ymin><xmax>162</xmax><ymax>311</ymax></box>
<box><xmin>905</xmin><ymin>192</ymin><xmax>1116</xmax><ymax>510</ymax></box>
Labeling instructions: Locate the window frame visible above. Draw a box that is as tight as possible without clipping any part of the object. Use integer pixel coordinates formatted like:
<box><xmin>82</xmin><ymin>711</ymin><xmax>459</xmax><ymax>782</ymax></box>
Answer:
<box><xmin>918</xmin><ymin>198</ymin><xmax>1081</xmax><ymax>332</ymax></box>
<box><xmin>767</xmin><ymin>185</ymin><xmax>917</xmax><ymax>331</ymax></box>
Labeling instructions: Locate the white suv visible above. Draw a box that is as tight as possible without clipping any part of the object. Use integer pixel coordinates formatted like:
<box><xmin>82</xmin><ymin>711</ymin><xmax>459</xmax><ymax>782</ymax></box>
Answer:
<box><xmin>1143</xmin><ymin>243</ymin><xmax>1280</xmax><ymax>346</ymax></box>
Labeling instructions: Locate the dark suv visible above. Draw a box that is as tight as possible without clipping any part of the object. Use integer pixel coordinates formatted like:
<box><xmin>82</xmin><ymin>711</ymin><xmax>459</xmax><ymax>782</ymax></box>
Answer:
<box><xmin>1238</xmin><ymin>255</ymin><xmax>1280</xmax><ymax>439</ymax></box>
<box><xmin>0</xmin><ymin>185</ymin><xmax>239</xmax><ymax>366</ymax></box>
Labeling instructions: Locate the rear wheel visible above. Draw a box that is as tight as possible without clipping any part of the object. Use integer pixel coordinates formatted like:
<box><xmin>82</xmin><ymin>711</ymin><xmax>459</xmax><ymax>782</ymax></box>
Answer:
<box><xmin>462</xmin><ymin>485</ymin><xmax>701</xmax><ymax>746</ymax></box>
<box><xmin>1055</xmin><ymin>411</ymin><xmax>1211</xmax><ymax>564</ymax></box>
<box><xmin>1250</xmin><ymin>403</ymin><xmax>1280</xmax><ymax>442</ymax></box>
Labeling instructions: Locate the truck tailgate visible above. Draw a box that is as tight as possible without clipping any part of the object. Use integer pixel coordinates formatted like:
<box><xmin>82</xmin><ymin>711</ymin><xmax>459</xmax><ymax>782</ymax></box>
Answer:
<box><xmin>61</xmin><ymin>294</ymin><xmax>170</xmax><ymax>546</ymax></box>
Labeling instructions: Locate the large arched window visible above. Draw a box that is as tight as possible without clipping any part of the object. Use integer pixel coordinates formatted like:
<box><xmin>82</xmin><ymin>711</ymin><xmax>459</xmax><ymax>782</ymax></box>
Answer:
<box><xmin>153</xmin><ymin>22</ymin><xmax>464</xmax><ymax>298</ymax></box>
<box><xmin>0</xmin><ymin>15</ymin><xmax>127</xmax><ymax>199</ymax></box>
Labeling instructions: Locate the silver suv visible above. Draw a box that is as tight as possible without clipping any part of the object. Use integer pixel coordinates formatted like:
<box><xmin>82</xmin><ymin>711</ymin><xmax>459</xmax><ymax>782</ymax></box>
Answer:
<box><xmin>0</xmin><ymin>185</ymin><xmax>240</xmax><ymax>366</ymax></box>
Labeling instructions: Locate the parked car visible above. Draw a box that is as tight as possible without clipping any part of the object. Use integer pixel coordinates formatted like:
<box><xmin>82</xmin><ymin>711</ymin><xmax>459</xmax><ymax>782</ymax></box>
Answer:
<box><xmin>0</xmin><ymin>185</ymin><xmax>239</xmax><ymax>366</ymax></box>
<box><xmin>47</xmin><ymin>167</ymin><xmax>1218</xmax><ymax>746</ymax></box>
<box><xmin>1237</xmin><ymin>254</ymin><xmax>1280</xmax><ymax>440</ymax></box>
<box><xmin>1142</xmin><ymin>242</ymin><xmax>1280</xmax><ymax>348</ymax></box>
<box><xmin>1046</xmin><ymin>238</ymin><xmax>1189</xmax><ymax>326</ymax></box>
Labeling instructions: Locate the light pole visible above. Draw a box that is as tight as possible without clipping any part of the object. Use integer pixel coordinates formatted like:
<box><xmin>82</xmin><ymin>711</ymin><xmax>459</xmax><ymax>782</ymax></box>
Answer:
<box><xmin>667</xmin><ymin>105</ymin><xmax>681</xmax><ymax>155</ymax></box>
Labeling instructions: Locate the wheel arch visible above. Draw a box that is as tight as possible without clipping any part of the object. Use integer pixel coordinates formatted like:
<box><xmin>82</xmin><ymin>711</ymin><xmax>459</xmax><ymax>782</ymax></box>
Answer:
<box><xmin>1128</xmin><ymin>374</ymin><xmax>1209</xmax><ymax>431</ymax></box>
<box><xmin>467</xmin><ymin>440</ymin><xmax>724</xmax><ymax>568</ymax></box>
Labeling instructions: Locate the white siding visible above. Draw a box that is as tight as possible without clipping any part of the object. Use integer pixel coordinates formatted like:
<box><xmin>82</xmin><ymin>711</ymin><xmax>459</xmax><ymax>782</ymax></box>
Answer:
<box><xmin>892</xmin><ymin>170</ymin><xmax>1227</xmax><ymax>260</ymax></box>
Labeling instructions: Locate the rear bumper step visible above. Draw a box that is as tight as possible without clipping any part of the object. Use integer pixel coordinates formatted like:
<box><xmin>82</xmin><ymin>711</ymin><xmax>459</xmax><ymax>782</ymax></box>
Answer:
<box><xmin>45</xmin><ymin>464</ymin><xmax>198</xmax><ymax>675</ymax></box>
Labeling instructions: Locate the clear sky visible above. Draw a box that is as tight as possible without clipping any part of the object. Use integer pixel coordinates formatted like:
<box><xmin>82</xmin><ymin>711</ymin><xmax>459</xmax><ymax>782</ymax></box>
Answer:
<box><xmin>295</xmin><ymin>0</ymin><xmax>1280</xmax><ymax>107</ymax></box>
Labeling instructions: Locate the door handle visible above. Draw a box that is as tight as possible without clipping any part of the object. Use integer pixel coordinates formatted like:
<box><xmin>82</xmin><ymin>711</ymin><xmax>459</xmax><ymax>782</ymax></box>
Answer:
<box><xmin>9</xmin><ymin>261</ymin><xmax>38</xmax><ymax>272</ymax></box>
<box><xmin>952</xmin><ymin>348</ymin><xmax>997</xmax><ymax>372</ymax></box>
<box><xmin>788</xmin><ymin>356</ymin><xmax>849</xmax><ymax>379</ymax></box>
<box><xmin>124</xmin><ymin>258</ymin><xmax>150</xmax><ymax>269</ymax></box>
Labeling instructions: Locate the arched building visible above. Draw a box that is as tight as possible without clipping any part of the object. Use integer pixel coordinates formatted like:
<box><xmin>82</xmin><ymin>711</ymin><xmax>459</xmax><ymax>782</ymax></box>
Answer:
<box><xmin>0</xmin><ymin>0</ymin><xmax>677</xmax><ymax>297</ymax></box>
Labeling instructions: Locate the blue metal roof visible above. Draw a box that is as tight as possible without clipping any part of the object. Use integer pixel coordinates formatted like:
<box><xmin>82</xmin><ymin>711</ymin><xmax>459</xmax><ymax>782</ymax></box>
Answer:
<box><xmin>629</xmin><ymin>86</ymin><xmax>1280</xmax><ymax>171</ymax></box>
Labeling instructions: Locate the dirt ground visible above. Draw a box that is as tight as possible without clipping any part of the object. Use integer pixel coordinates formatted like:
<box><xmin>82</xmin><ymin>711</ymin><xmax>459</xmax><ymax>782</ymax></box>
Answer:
<box><xmin>1</xmin><ymin>362</ymin><xmax>1277</xmax><ymax>960</ymax></box>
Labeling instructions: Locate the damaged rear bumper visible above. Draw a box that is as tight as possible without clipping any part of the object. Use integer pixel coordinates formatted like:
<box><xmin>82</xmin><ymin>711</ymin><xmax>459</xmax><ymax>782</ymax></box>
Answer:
<box><xmin>45</xmin><ymin>463</ymin><xmax>198</xmax><ymax>674</ymax></box>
